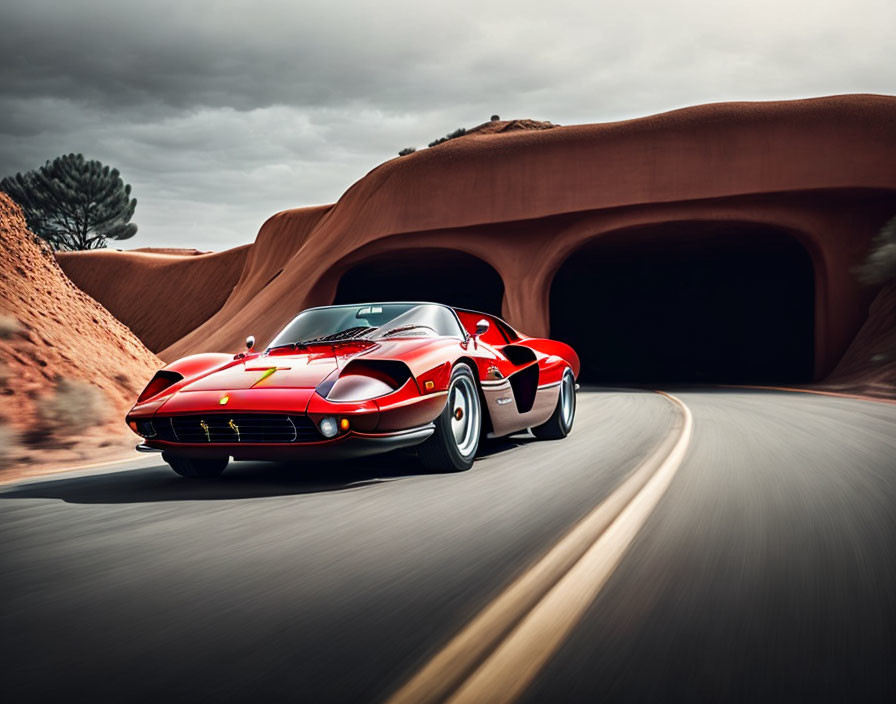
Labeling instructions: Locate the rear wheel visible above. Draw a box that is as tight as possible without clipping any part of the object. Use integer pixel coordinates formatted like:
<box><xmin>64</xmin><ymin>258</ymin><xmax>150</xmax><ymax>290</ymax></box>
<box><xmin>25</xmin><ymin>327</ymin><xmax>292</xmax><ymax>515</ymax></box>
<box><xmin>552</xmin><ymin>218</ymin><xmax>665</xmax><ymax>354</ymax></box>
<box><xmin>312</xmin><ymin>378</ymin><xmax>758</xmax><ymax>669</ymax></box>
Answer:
<box><xmin>162</xmin><ymin>452</ymin><xmax>229</xmax><ymax>478</ymax></box>
<box><xmin>532</xmin><ymin>368</ymin><xmax>576</xmax><ymax>440</ymax></box>
<box><xmin>418</xmin><ymin>364</ymin><xmax>481</xmax><ymax>472</ymax></box>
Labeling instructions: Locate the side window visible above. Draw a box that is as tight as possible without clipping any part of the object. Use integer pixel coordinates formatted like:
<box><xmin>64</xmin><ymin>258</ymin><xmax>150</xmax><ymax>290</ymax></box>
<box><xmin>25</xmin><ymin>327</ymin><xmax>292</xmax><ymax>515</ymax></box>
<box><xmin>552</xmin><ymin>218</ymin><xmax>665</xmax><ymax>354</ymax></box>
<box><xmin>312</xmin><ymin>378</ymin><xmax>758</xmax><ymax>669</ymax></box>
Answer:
<box><xmin>494</xmin><ymin>318</ymin><xmax>520</xmax><ymax>342</ymax></box>
<box><xmin>432</xmin><ymin>305</ymin><xmax>467</xmax><ymax>337</ymax></box>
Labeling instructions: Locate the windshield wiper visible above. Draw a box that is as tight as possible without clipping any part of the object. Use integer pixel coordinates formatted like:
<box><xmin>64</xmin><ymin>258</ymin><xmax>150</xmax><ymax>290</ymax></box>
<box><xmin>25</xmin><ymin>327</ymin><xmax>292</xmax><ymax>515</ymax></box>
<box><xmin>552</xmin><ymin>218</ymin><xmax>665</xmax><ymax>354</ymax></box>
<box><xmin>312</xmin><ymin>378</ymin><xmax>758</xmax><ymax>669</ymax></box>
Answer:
<box><xmin>299</xmin><ymin>326</ymin><xmax>377</xmax><ymax>345</ymax></box>
<box><xmin>267</xmin><ymin>326</ymin><xmax>378</xmax><ymax>352</ymax></box>
<box><xmin>380</xmin><ymin>324</ymin><xmax>438</xmax><ymax>338</ymax></box>
<box><xmin>266</xmin><ymin>341</ymin><xmax>309</xmax><ymax>353</ymax></box>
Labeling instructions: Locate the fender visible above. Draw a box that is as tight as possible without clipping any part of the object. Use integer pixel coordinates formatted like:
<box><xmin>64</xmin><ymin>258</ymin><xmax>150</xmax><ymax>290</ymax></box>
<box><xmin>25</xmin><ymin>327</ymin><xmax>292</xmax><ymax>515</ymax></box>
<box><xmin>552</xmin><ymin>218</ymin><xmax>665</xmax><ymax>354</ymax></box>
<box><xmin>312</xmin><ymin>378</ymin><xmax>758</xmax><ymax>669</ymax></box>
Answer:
<box><xmin>345</xmin><ymin>337</ymin><xmax>493</xmax><ymax>425</ymax></box>
<box><xmin>517</xmin><ymin>338</ymin><xmax>580</xmax><ymax>378</ymax></box>
<box><xmin>132</xmin><ymin>353</ymin><xmax>240</xmax><ymax>411</ymax></box>
<box><xmin>162</xmin><ymin>352</ymin><xmax>237</xmax><ymax>379</ymax></box>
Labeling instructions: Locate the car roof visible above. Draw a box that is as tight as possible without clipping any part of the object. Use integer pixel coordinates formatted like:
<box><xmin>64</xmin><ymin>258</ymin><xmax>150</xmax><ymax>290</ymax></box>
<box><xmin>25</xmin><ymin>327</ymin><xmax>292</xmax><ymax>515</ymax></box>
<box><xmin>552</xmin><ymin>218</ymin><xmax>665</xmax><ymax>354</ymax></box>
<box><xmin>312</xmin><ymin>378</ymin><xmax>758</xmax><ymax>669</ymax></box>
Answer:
<box><xmin>303</xmin><ymin>301</ymin><xmax>503</xmax><ymax>320</ymax></box>
<box><xmin>302</xmin><ymin>301</ymin><xmax>450</xmax><ymax>311</ymax></box>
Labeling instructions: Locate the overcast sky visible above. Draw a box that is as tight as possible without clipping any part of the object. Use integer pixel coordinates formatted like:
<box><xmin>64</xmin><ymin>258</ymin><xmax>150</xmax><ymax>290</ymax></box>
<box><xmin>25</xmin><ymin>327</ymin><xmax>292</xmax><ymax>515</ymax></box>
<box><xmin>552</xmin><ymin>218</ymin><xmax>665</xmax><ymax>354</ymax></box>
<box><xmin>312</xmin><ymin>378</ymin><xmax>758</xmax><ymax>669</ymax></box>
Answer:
<box><xmin>1</xmin><ymin>0</ymin><xmax>893</xmax><ymax>250</ymax></box>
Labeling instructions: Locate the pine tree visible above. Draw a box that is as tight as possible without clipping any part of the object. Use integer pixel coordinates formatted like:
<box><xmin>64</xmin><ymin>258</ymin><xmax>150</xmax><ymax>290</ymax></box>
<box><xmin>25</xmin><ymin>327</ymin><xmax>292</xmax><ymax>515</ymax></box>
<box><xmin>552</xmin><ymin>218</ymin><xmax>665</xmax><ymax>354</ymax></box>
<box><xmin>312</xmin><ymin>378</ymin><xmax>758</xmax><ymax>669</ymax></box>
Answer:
<box><xmin>1</xmin><ymin>153</ymin><xmax>137</xmax><ymax>250</ymax></box>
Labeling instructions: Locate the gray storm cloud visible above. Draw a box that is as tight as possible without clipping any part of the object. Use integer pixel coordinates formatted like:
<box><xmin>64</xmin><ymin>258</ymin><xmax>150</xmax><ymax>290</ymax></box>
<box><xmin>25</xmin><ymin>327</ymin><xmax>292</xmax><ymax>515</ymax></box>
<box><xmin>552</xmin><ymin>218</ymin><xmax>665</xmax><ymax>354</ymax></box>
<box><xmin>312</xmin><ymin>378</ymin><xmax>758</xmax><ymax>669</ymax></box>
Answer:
<box><xmin>1</xmin><ymin>0</ymin><xmax>893</xmax><ymax>248</ymax></box>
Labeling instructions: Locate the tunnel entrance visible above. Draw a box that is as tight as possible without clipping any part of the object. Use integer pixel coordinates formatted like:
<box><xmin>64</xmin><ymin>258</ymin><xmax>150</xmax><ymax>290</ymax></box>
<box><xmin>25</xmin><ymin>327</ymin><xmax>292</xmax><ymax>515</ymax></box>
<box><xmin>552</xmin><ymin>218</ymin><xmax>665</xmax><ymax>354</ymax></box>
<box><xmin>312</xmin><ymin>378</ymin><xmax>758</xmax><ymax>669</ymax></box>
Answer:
<box><xmin>550</xmin><ymin>223</ymin><xmax>815</xmax><ymax>384</ymax></box>
<box><xmin>334</xmin><ymin>248</ymin><xmax>504</xmax><ymax>315</ymax></box>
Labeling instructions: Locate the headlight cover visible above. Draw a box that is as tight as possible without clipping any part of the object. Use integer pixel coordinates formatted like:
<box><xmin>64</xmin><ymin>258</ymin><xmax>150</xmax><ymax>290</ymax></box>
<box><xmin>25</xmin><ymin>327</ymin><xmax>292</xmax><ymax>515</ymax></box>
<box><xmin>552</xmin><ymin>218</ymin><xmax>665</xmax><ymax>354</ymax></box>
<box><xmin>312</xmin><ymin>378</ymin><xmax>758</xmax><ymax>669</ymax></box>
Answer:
<box><xmin>326</xmin><ymin>374</ymin><xmax>395</xmax><ymax>402</ymax></box>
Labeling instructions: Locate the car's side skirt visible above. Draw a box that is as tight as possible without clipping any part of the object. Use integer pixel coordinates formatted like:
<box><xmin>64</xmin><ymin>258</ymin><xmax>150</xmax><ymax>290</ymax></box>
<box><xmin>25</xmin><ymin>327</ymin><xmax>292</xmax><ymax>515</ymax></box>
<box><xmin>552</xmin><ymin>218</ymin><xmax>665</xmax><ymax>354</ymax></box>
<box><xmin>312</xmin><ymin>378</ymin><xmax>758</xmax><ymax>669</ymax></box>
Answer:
<box><xmin>482</xmin><ymin>379</ymin><xmax>560</xmax><ymax>438</ymax></box>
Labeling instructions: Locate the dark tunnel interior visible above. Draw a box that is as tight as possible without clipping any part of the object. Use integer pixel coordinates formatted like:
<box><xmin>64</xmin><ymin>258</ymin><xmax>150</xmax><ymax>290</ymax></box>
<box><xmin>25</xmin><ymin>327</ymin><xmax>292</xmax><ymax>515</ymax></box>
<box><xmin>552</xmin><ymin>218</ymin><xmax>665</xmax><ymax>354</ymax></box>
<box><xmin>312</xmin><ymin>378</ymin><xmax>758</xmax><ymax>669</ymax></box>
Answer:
<box><xmin>334</xmin><ymin>249</ymin><xmax>505</xmax><ymax>315</ymax></box>
<box><xmin>550</xmin><ymin>223</ymin><xmax>815</xmax><ymax>384</ymax></box>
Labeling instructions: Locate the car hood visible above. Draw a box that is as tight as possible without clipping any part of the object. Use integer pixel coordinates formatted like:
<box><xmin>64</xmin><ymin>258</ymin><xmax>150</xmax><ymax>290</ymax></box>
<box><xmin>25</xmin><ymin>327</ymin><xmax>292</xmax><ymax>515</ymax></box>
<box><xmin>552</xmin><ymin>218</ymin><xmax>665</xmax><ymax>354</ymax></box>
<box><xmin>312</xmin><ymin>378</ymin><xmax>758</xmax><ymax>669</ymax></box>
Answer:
<box><xmin>181</xmin><ymin>349</ymin><xmax>344</xmax><ymax>392</ymax></box>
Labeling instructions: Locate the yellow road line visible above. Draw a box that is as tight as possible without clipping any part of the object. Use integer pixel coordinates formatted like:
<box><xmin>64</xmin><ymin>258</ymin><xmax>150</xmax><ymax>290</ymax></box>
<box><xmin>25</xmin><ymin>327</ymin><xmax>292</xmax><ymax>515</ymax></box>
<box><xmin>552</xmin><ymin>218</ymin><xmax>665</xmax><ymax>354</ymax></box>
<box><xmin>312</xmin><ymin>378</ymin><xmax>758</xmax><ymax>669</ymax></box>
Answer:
<box><xmin>387</xmin><ymin>391</ymin><xmax>693</xmax><ymax>704</ymax></box>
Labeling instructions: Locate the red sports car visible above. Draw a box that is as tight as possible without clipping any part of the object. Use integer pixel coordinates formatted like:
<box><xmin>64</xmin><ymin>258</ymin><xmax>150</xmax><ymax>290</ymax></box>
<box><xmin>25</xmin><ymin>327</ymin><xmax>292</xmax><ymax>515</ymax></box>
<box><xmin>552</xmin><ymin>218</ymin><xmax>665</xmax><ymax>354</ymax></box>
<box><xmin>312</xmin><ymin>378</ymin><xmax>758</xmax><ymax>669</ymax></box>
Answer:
<box><xmin>127</xmin><ymin>302</ymin><xmax>579</xmax><ymax>477</ymax></box>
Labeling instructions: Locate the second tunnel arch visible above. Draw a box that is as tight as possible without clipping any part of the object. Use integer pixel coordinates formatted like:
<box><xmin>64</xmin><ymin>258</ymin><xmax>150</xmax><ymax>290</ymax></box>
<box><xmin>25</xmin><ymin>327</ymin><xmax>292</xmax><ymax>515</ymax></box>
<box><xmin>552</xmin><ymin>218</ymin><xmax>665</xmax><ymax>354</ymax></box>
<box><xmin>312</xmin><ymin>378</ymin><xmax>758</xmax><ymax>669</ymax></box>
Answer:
<box><xmin>547</xmin><ymin>221</ymin><xmax>817</xmax><ymax>384</ymax></box>
<box><xmin>332</xmin><ymin>247</ymin><xmax>506</xmax><ymax>316</ymax></box>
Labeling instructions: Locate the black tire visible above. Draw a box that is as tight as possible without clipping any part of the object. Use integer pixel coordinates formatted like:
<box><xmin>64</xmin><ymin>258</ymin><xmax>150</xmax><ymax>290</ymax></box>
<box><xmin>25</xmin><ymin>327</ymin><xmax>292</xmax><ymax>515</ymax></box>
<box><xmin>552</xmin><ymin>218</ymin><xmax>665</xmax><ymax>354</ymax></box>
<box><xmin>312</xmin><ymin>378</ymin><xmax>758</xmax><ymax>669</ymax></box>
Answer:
<box><xmin>162</xmin><ymin>452</ymin><xmax>229</xmax><ymax>478</ymax></box>
<box><xmin>532</xmin><ymin>368</ymin><xmax>576</xmax><ymax>440</ymax></box>
<box><xmin>418</xmin><ymin>364</ymin><xmax>481</xmax><ymax>472</ymax></box>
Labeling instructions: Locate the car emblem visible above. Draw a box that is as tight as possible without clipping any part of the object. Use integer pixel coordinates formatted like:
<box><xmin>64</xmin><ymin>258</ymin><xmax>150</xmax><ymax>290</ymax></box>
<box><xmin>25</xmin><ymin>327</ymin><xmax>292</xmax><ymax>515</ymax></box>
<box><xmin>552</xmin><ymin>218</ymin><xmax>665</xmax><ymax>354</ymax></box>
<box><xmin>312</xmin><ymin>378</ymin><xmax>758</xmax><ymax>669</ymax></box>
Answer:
<box><xmin>199</xmin><ymin>419</ymin><xmax>211</xmax><ymax>442</ymax></box>
<box><xmin>250</xmin><ymin>367</ymin><xmax>287</xmax><ymax>387</ymax></box>
<box><xmin>256</xmin><ymin>367</ymin><xmax>277</xmax><ymax>383</ymax></box>
<box><xmin>228</xmin><ymin>419</ymin><xmax>241</xmax><ymax>442</ymax></box>
<box><xmin>219</xmin><ymin>394</ymin><xmax>229</xmax><ymax>405</ymax></box>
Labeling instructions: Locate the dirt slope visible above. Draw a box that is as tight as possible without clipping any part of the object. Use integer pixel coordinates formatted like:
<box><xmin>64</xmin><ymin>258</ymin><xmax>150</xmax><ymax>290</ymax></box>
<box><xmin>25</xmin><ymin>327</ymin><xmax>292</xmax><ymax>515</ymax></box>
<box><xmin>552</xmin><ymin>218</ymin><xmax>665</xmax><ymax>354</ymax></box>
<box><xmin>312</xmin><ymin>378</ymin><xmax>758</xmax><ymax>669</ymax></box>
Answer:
<box><xmin>0</xmin><ymin>194</ymin><xmax>161</xmax><ymax>477</ymax></box>
<box><xmin>58</xmin><ymin>244</ymin><xmax>250</xmax><ymax>352</ymax></box>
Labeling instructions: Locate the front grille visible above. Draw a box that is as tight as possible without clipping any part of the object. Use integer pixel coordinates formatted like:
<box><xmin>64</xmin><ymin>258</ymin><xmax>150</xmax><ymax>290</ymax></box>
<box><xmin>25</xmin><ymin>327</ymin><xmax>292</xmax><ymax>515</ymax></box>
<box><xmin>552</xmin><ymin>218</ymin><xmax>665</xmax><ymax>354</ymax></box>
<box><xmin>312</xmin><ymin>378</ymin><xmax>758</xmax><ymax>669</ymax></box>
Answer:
<box><xmin>151</xmin><ymin>414</ymin><xmax>321</xmax><ymax>444</ymax></box>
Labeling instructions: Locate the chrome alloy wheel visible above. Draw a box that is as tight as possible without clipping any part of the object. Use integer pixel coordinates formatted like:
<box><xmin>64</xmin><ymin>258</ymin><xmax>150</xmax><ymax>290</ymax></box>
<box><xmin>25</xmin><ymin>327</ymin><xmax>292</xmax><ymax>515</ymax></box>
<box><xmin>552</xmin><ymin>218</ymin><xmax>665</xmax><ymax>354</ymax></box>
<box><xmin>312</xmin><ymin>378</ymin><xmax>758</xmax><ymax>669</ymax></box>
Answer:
<box><xmin>450</xmin><ymin>373</ymin><xmax>481</xmax><ymax>458</ymax></box>
<box><xmin>559</xmin><ymin>369</ymin><xmax>576</xmax><ymax>430</ymax></box>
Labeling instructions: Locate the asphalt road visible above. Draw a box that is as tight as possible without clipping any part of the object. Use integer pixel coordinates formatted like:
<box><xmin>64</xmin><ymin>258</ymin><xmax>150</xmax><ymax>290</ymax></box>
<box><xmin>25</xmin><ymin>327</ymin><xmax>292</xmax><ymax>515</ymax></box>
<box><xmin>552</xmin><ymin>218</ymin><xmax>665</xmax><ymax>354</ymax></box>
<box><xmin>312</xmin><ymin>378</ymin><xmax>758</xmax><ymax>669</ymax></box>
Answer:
<box><xmin>2</xmin><ymin>389</ymin><xmax>894</xmax><ymax>702</ymax></box>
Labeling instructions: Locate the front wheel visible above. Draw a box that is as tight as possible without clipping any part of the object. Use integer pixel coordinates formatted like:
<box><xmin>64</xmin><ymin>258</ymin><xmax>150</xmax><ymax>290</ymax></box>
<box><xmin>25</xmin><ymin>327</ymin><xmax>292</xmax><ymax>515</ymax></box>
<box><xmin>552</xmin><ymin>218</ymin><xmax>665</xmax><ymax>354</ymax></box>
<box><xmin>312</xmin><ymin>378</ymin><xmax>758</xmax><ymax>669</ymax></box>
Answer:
<box><xmin>418</xmin><ymin>364</ymin><xmax>481</xmax><ymax>472</ymax></box>
<box><xmin>162</xmin><ymin>452</ymin><xmax>229</xmax><ymax>478</ymax></box>
<box><xmin>532</xmin><ymin>368</ymin><xmax>576</xmax><ymax>440</ymax></box>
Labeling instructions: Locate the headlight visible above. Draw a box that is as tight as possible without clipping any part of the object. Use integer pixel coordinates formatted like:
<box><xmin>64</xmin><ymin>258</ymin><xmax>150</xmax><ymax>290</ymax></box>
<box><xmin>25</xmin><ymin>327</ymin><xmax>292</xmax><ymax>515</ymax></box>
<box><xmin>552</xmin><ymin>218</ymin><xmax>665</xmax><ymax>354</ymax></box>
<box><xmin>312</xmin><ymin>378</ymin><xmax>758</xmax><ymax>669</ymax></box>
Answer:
<box><xmin>131</xmin><ymin>419</ymin><xmax>156</xmax><ymax>437</ymax></box>
<box><xmin>319</xmin><ymin>416</ymin><xmax>339</xmax><ymax>438</ymax></box>
<box><xmin>326</xmin><ymin>374</ymin><xmax>396</xmax><ymax>402</ymax></box>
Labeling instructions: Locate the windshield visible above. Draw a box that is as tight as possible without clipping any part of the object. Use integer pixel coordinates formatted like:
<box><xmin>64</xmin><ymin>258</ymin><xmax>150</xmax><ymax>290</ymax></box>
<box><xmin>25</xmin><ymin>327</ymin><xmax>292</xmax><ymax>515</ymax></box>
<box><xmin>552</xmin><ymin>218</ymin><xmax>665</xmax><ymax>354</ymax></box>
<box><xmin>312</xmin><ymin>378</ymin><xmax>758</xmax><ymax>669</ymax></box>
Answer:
<box><xmin>267</xmin><ymin>303</ymin><xmax>464</xmax><ymax>349</ymax></box>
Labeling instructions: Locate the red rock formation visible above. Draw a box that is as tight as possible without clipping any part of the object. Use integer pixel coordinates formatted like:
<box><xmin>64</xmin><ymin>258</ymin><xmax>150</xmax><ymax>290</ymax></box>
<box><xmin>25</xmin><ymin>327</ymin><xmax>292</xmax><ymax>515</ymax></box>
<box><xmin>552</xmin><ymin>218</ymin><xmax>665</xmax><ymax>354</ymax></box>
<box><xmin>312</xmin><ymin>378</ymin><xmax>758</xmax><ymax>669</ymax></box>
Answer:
<box><xmin>160</xmin><ymin>205</ymin><xmax>331</xmax><ymax>358</ymax></box>
<box><xmin>159</xmin><ymin>94</ymin><xmax>896</xmax><ymax>385</ymax></box>
<box><xmin>52</xmin><ymin>95</ymin><xmax>896</xmax><ymax>394</ymax></box>
<box><xmin>58</xmin><ymin>245</ymin><xmax>249</xmax><ymax>352</ymax></box>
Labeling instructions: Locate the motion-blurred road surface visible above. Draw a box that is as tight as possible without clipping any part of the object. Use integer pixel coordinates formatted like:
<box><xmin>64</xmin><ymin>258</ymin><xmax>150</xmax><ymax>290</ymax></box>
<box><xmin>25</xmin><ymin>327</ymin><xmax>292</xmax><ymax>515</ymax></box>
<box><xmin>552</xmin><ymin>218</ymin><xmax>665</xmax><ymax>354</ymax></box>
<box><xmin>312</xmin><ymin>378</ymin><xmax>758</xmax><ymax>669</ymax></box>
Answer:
<box><xmin>2</xmin><ymin>389</ymin><xmax>894</xmax><ymax>702</ymax></box>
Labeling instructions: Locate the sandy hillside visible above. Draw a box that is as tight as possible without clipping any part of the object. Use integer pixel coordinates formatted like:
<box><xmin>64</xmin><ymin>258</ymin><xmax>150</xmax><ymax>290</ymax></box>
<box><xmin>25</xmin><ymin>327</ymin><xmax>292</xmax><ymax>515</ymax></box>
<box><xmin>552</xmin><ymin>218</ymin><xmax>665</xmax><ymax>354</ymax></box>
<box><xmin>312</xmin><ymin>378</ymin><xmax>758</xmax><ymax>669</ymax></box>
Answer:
<box><xmin>0</xmin><ymin>194</ymin><xmax>161</xmax><ymax>478</ymax></box>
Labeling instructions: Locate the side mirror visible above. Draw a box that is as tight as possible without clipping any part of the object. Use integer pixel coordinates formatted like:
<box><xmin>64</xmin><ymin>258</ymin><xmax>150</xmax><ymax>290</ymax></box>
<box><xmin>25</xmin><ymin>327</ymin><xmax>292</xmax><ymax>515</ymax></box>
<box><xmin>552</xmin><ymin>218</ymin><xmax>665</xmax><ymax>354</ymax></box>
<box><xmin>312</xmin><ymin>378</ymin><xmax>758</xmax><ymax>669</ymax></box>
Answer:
<box><xmin>246</xmin><ymin>335</ymin><xmax>256</xmax><ymax>351</ymax></box>
<box><xmin>475</xmin><ymin>319</ymin><xmax>490</xmax><ymax>337</ymax></box>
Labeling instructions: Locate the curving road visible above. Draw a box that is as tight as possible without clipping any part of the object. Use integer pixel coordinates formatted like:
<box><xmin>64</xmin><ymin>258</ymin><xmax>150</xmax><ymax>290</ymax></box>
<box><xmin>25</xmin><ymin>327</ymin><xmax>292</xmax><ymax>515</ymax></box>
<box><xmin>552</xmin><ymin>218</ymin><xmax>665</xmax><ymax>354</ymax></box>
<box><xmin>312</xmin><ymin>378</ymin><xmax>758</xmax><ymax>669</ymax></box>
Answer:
<box><xmin>2</xmin><ymin>388</ymin><xmax>895</xmax><ymax>702</ymax></box>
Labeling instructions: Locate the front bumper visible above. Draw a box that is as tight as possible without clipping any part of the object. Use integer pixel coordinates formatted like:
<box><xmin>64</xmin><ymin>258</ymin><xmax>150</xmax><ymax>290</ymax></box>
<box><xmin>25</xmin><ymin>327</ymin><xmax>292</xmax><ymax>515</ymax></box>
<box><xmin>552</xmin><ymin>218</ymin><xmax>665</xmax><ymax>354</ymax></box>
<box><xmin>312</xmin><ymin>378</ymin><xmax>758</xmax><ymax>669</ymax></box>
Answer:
<box><xmin>139</xmin><ymin>424</ymin><xmax>435</xmax><ymax>461</ymax></box>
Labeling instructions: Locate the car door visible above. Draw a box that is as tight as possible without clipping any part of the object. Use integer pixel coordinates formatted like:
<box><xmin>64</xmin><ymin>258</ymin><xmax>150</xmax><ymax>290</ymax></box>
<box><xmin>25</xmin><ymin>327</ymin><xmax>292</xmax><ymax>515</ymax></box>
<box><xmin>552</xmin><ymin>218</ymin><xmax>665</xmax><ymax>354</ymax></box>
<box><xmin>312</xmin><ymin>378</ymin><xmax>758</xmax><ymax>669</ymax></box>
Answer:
<box><xmin>456</xmin><ymin>310</ymin><xmax>563</xmax><ymax>438</ymax></box>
